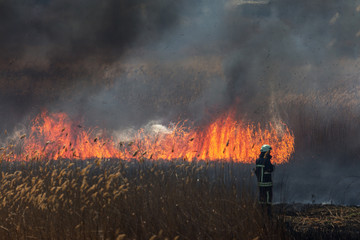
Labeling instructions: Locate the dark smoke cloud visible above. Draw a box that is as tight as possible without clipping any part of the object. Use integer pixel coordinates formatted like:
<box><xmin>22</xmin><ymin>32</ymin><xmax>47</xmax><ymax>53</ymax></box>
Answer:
<box><xmin>2</xmin><ymin>0</ymin><xmax>360</xmax><ymax>138</ymax></box>
<box><xmin>0</xmin><ymin>0</ymin><xmax>188</xmax><ymax>65</ymax></box>
<box><xmin>0</xmin><ymin>0</ymin><xmax>194</xmax><ymax>129</ymax></box>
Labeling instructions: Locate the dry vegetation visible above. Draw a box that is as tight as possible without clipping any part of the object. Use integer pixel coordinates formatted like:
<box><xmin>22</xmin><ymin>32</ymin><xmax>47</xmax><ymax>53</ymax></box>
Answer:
<box><xmin>279</xmin><ymin>204</ymin><xmax>360</xmax><ymax>240</ymax></box>
<box><xmin>279</xmin><ymin>88</ymin><xmax>360</xmax><ymax>160</ymax></box>
<box><xmin>0</xmin><ymin>159</ymin><xmax>288</xmax><ymax>240</ymax></box>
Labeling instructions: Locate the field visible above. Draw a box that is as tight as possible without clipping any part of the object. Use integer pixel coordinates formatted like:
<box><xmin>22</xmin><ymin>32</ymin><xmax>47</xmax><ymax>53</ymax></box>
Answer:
<box><xmin>0</xmin><ymin>159</ymin><xmax>288</xmax><ymax>240</ymax></box>
<box><xmin>0</xmin><ymin>159</ymin><xmax>359</xmax><ymax>239</ymax></box>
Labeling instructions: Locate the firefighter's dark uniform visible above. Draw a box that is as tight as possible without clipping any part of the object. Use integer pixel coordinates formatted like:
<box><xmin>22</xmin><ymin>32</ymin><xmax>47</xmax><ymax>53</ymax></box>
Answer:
<box><xmin>255</xmin><ymin>152</ymin><xmax>274</xmax><ymax>215</ymax></box>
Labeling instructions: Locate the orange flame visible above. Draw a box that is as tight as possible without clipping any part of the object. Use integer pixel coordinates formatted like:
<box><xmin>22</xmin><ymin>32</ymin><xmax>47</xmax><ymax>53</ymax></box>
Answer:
<box><xmin>19</xmin><ymin>111</ymin><xmax>121</xmax><ymax>161</ymax></box>
<box><xmin>7</xmin><ymin>109</ymin><xmax>294</xmax><ymax>163</ymax></box>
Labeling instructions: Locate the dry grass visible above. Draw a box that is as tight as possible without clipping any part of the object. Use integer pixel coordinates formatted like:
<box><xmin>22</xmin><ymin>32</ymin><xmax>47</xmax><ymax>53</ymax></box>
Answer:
<box><xmin>278</xmin><ymin>88</ymin><xmax>360</xmax><ymax>160</ymax></box>
<box><xmin>0</xmin><ymin>159</ymin><xmax>289</xmax><ymax>240</ymax></box>
<box><xmin>286</xmin><ymin>205</ymin><xmax>360</xmax><ymax>231</ymax></box>
<box><xmin>279</xmin><ymin>204</ymin><xmax>360</xmax><ymax>240</ymax></box>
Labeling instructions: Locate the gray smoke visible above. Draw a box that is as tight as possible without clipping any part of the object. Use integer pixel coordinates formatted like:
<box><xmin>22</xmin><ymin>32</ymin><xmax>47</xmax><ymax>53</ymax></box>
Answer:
<box><xmin>222</xmin><ymin>0</ymin><xmax>360</xmax><ymax>114</ymax></box>
<box><xmin>2</xmin><ymin>0</ymin><xmax>359</xmax><ymax>128</ymax></box>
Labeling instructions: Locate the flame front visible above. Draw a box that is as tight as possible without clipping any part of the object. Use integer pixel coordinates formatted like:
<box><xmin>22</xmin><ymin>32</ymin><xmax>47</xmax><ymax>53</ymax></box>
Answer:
<box><xmin>5</xmin><ymin>109</ymin><xmax>294</xmax><ymax>163</ymax></box>
<box><xmin>20</xmin><ymin>111</ymin><xmax>121</xmax><ymax>160</ymax></box>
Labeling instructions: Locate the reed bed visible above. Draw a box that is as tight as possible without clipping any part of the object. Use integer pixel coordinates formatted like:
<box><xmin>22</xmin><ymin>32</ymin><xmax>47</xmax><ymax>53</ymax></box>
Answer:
<box><xmin>279</xmin><ymin>88</ymin><xmax>360</xmax><ymax>160</ymax></box>
<box><xmin>0</xmin><ymin>159</ymin><xmax>288</xmax><ymax>240</ymax></box>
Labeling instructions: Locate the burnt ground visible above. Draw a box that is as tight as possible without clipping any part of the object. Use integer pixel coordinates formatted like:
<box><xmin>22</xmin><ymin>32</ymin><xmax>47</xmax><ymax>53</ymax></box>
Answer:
<box><xmin>273</xmin><ymin>204</ymin><xmax>360</xmax><ymax>240</ymax></box>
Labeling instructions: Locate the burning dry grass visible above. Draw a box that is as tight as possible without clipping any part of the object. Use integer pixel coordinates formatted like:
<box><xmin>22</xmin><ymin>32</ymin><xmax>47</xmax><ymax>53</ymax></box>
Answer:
<box><xmin>0</xmin><ymin>159</ymin><xmax>288</xmax><ymax>240</ymax></box>
<box><xmin>0</xmin><ymin>108</ymin><xmax>294</xmax><ymax>163</ymax></box>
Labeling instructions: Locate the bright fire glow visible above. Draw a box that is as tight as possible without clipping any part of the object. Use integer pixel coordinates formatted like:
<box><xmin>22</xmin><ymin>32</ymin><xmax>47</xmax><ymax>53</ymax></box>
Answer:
<box><xmin>3</xmin><ymin>109</ymin><xmax>294</xmax><ymax>163</ymax></box>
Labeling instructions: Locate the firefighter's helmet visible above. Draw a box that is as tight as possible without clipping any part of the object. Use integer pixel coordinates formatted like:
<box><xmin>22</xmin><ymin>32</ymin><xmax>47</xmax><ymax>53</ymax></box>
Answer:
<box><xmin>260</xmin><ymin>144</ymin><xmax>272</xmax><ymax>152</ymax></box>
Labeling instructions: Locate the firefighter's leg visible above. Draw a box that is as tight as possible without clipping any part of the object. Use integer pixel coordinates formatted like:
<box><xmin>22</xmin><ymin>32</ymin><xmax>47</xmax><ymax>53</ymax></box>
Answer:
<box><xmin>259</xmin><ymin>186</ymin><xmax>266</xmax><ymax>204</ymax></box>
<box><xmin>269</xmin><ymin>186</ymin><xmax>273</xmax><ymax>203</ymax></box>
<box><xmin>266</xmin><ymin>187</ymin><xmax>273</xmax><ymax>217</ymax></box>
<box><xmin>258</xmin><ymin>187</ymin><xmax>268</xmax><ymax>216</ymax></box>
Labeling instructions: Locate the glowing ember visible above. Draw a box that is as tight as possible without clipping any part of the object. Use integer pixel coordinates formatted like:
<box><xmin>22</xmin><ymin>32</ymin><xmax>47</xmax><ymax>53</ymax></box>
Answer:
<box><xmin>4</xmin><ymin>109</ymin><xmax>294</xmax><ymax>163</ymax></box>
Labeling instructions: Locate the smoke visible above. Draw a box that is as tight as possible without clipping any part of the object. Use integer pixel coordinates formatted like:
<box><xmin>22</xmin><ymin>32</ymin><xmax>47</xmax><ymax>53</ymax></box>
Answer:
<box><xmin>0</xmin><ymin>0</ymin><xmax>189</xmax><ymax>65</ymax></box>
<box><xmin>1</xmin><ymin>0</ymin><xmax>359</xmax><ymax>151</ymax></box>
<box><xmin>222</xmin><ymin>0</ymin><xmax>360</xmax><ymax>114</ymax></box>
<box><xmin>0</xmin><ymin>0</ymin><xmax>194</xmax><ymax>129</ymax></box>
<box><xmin>274</xmin><ymin>157</ymin><xmax>360</xmax><ymax>205</ymax></box>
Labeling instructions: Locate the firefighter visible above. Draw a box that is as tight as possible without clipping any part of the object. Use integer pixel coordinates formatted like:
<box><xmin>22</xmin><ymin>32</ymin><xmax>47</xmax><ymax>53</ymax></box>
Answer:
<box><xmin>255</xmin><ymin>144</ymin><xmax>274</xmax><ymax>216</ymax></box>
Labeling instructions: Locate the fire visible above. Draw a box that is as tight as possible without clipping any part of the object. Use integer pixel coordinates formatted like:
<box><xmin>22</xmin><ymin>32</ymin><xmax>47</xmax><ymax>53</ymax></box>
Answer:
<box><xmin>17</xmin><ymin>111</ymin><xmax>121</xmax><ymax>161</ymax></box>
<box><xmin>126</xmin><ymin>110</ymin><xmax>294</xmax><ymax>164</ymax></box>
<box><xmin>3</xmin><ymin>109</ymin><xmax>294</xmax><ymax>163</ymax></box>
